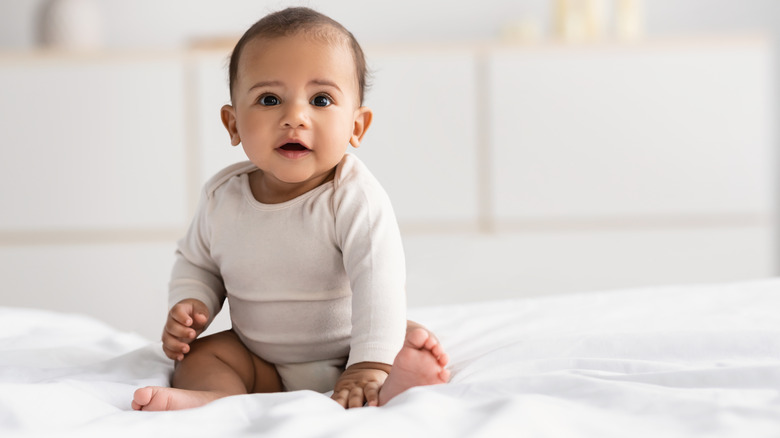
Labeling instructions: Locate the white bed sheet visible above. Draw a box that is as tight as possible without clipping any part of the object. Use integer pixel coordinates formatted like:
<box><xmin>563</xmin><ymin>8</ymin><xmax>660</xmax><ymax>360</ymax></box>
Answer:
<box><xmin>2</xmin><ymin>278</ymin><xmax>779</xmax><ymax>438</ymax></box>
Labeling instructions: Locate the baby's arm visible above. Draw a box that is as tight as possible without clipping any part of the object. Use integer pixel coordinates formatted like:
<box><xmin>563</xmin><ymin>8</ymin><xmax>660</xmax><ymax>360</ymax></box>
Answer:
<box><xmin>164</xmin><ymin>185</ymin><xmax>227</xmax><ymax>361</ymax></box>
<box><xmin>331</xmin><ymin>361</ymin><xmax>392</xmax><ymax>408</ymax></box>
<box><xmin>161</xmin><ymin>298</ymin><xmax>210</xmax><ymax>361</ymax></box>
<box><xmin>332</xmin><ymin>158</ymin><xmax>408</xmax><ymax>407</ymax></box>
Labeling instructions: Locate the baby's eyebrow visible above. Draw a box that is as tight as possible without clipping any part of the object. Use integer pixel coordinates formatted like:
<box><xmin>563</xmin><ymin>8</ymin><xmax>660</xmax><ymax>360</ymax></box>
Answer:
<box><xmin>249</xmin><ymin>80</ymin><xmax>283</xmax><ymax>91</ymax></box>
<box><xmin>247</xmin><ymin>79</ymin><xmax>343</xmax><ymax>94</ymax></box>
<box><xmin>309</xmin><ymin>79</ymin><xmax>342</xmax><ymax>94</ymax></box>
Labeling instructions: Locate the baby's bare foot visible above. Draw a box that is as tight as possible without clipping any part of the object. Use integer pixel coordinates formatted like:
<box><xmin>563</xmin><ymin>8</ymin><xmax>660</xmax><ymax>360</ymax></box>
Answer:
<box><xmin>131</xmin><ymin>386</ymin><xmax>224</xmax><ymax>411</ymax></box>
<box><xmin>378</xmin><ymin>327</ymin><xmax>450</xmax><ymax>406</ymax></box>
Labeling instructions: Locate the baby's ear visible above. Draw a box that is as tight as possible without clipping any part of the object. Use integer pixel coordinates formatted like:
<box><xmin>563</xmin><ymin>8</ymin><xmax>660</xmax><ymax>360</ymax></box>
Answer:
<box><xmin>221</xmin><ymin>104</ymin><xmax>241</xmax><ymax>146</ymax></box>
<box><xmin>349</xmin><ymin>106</ymin><xmax>373</xmax><ymax>148</ymax></box>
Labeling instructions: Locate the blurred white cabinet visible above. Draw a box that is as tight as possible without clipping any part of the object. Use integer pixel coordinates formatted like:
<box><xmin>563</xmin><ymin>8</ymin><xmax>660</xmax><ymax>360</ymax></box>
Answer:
<box><xmin>356</xmin><ymin>49</ymin><xmax>481</xmax><ymax>226</ymax></box>
<box><xmin>187</xmin><ymin>50</ymin><xmax>246</xmax><ymax>190</ymax></box>
<box><xmin>488</xmin><ymin>42</ymin><xmax>775</xmax><ymax>222</ymax></box>
<box><xmin>0</xmin><ymin>243</ymin><xmax>174</xmax><ymax>337</ymax></box>
<box><xmin>404</xmin><ymin>226</ymin><xmax>775</xmax><ymax>306</ymax></box>
<box><xmin>0</xmin><ymin>54</ymin><xmax>189</xmax><ymax>230</ymax></box>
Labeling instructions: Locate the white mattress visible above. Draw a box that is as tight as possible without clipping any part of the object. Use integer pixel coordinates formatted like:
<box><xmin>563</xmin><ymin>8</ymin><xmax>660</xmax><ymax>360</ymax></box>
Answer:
<box><xmin>2</xmin><ymin>278</ymin><xmax>780</xmax><ymax>438</ymax></box>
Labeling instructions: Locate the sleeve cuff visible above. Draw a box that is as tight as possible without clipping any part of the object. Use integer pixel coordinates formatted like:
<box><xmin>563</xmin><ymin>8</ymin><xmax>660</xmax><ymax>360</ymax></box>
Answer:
<box><xmin>346</xmin><ymin>342</ymin><xmax>403</xmax><ymax>369</ymax></box>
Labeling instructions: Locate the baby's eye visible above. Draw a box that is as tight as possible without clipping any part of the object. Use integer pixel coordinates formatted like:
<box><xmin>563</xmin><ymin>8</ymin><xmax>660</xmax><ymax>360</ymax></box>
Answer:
<box><xmin>259</xmin><ymin>95</ymin><xmax>280</xmax><ymax>106</ymax></box>
<box><xmin>311</xmin><ymin>95</ymin><xmax>332</xmax><ymax>107</ymax></box>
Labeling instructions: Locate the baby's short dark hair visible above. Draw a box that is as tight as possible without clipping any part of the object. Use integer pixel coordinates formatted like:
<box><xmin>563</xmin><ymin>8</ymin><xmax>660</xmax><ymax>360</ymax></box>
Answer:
<box><xmin>228</xmin><ymin>7</ymin><xmax>369</xmax><ymax>104</ymax></box>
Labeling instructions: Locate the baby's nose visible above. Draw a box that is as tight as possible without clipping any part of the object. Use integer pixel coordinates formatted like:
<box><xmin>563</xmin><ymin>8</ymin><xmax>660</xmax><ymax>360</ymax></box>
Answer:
<box><xmin>281</xmin><ymin>101</ymin><xmax>310</xmax><ymax>128</ymax></box>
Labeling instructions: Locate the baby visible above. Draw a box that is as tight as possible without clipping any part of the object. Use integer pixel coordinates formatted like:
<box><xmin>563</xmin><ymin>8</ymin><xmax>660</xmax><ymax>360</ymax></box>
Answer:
<box><xmin>132</xmin><ymin>7</ymin><xmax>449</xmax><ymax>410</ymax></box>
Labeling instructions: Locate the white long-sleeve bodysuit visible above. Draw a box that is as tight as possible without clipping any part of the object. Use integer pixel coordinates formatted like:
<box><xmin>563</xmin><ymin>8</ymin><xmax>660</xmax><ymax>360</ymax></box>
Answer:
<box><xmin>169</xmin><ymin>154</ymin><xmax>407</xmax><ymax>391</ymax></box>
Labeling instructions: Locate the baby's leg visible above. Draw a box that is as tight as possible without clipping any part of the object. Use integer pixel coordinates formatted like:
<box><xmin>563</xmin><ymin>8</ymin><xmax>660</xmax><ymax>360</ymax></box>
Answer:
<box><xmin>132</xmin><ymin>330</ymin><xmax>282</xmax><ymax>411</ymax></box>
<box><xmin>378</xmin><ymin>321</ymin><xmax>450</xmax><ymax>406</ymax></box>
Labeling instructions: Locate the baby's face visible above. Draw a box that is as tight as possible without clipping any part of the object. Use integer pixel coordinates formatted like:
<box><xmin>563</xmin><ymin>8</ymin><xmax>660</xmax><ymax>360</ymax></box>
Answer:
<box><xmin>228</xmin><ymin>32</ymin><xmax>368</xmax><ymax>191</ymax></box>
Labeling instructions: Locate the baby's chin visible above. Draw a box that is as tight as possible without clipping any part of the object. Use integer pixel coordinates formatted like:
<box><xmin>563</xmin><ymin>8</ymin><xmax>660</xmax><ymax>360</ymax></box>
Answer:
<box><xmin>265</xmin><ymin>167</ymin><xmax>338</xmax><ymax>192</ymax></box>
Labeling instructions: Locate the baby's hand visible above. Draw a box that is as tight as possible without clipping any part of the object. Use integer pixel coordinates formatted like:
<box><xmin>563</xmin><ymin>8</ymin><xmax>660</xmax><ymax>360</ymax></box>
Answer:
<box><xmin>331</xmin><ymin>362</ymin><xmax>391</xmax><ymax>408</ymax></box>
<box><xmin>161</xmin><ymin>299</ymin><xmax>209</xmax><ymax>361</ymax></box>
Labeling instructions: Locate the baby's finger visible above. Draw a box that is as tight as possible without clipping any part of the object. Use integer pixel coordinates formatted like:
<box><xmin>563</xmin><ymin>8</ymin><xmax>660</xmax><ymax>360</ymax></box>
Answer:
<box><xmin>331</xmin><ymin>388</ymin><xmax>350</xmax><ymax>408</ymax></box>
<box><xmin>191</xmin><ymin>312</ymin><xmax>209</xmax><ymax>330</ymax></box>
<box><xmin>169</xmin><ymin>304</ymin><xmax>194</xmax><ymax>327</ymax></box>
<box><xmin>162</xmin><ymin>332</ymin><xmax>191</xmax><ymax>355</ymax></box>
<box><xmin>347</xmin><ymin>386</ymin><xmax>365</xmax><ymax>409</ymax></box>
<box><xmin>162</xmin><ymin>343</ymin><xmax>186</xmax><ymax>361</ymax></box>
<box><xmin>165</xmin><ymin>318</ymin><xmax>196</xmax><ymax>340</ymax></box>
<box><xmin>363</xmin><ymin>381</ymin><xmax>380</xmax><ymax>407</ymax></box>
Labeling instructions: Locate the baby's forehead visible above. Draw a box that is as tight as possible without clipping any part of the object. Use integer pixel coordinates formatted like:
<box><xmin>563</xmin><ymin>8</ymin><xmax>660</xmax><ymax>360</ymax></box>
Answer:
<box><xmin>246</xmin><ymin>28</ymin><xmax>352</xmax><ymax>60</ymax></box>
<box><xmin>239</xmin><ymin>32</ymin><xmax>361</xmax><ymax>90</ymax></box>
<box><xmin>243</xmin><ymin>34</ymin><xmax>355</xmax><ymax>74</ymax></box>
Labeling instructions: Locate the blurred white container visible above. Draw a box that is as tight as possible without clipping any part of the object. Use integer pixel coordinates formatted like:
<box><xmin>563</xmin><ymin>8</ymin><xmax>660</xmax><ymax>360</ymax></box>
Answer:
<box><xmin>38</xmin><ymin>0</ymin><xmax>104</xmax><ymax>50</ymax></box>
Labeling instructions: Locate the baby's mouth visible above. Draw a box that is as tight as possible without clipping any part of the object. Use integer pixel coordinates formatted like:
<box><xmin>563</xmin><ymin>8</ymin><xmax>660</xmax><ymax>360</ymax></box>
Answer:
<box><xmin>279</xmin><ymin>143</ymin><xmax>310</xmax><ymax>151</ymax></box>
<box><xmin>276</xmin><ymin>142</ymin><xmax>312</xmax><ymax>159</ymax></box>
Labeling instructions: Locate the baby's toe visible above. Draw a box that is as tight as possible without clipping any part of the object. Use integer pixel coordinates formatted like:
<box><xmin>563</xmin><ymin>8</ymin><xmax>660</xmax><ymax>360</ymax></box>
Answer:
<box><xmin>406</xmin><ymin>328</ymin><xmax>430</xmax><ymax>349</ymax></box>
<box><xmin>423</xmin><ymin>334</ymin><xmax>439</xmax><ymax>351</ymax></box>
<box><xmin>132</xmin><ymin>387</ymin><xmax>153</xmax><ymax>410</ymax></box>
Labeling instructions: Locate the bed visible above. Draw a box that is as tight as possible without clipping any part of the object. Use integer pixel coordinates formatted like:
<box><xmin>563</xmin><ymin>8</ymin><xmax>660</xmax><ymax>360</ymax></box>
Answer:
<box><xmin>2</xmin><ymin>278</ymin><xmax>779</xmax><ymax>438</ymax></box>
